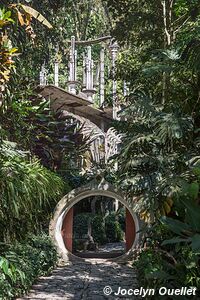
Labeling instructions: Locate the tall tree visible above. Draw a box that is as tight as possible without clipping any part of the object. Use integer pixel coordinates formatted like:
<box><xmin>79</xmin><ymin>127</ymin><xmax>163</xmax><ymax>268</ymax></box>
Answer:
<box><xmin>107</xmin><ymin>0</ymin><xmax>200</xmax><ymax>107</ymax></box>
<box><xmin>106</xmin><ymin>0</ymin><xmax>200</xmax><ymax>224</ymax></box>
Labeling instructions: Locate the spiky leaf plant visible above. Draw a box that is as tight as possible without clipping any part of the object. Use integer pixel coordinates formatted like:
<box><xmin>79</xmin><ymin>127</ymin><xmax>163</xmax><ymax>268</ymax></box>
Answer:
<box><xmin>0</xmin><ymin>140</ymin><xmax>64</xmax><ymax>242</ymax></box>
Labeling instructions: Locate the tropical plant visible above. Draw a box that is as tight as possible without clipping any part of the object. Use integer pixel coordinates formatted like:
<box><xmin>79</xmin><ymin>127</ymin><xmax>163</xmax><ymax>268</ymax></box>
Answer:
<box><xmin>0</xmin><ymin>233</ymin><xmax>57</xmax><ymax>299</ymax></box>
<box><xmin>134</xmin><ymin>185</ymin><xmax>200</xmax><ymax>299</ymax></box>
<box><xmin>105</xmin><ymin>212</ymin><xmax>124</xmax><ymax>243</ymax></box>
<box><xmin>161</xmin><ymin>174</ymin><xmax>200</xmax><ymax>251</ymax></box>
<box><xmin>110</xmin><ymin>91</ymin><xmax>196</xmax><ymax>222</ymax></box>
<box><xmin>0</xmin><ymin>4</ymin><xmax>52</xmax><ymax>107</ymax></box>
<box><xmin>0</xmin><ymin>8</ymin><xmax>17</xmax><ymax>106</ymax></box>
<box><xmin>0</xmin><ymin>140</ymin><xmax>64</xmax><ymax>242</ymax></box>
<box><xmin>0</xmin><ymin>256</ymin><xmax>25</xmax><ymax>299</ymax></box>
<box><xmin>21</xmin><ymin>98</ymin><xmax>82</xmax><ymax>171</ymax></box>
<box><xmin>106</xmin><ymin>0</ymin><xmax>200</xmax><ymax>114</ymax></box>
<box><xmin>135</xmin><ymin>246</ymin><xmax>200</xmax><ymax>300</ymax></box>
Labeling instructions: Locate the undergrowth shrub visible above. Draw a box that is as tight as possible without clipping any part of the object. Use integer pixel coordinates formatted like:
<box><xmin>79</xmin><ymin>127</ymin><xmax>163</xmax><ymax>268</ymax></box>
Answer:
<box><xmin>91</xmin><ymin>215</ymin><xmax>107</xmax><ymax>245</ymax></box>
<box><xmin>105</xmin><ymin>213</ymin><xmax>124</xmax><ymax>243</ymax></box>
<box><xmin>134</xmin><ymin>247</ymin><xmax>200</xmax><ymax>300</ymax></box>
<box><xmin>73</xmin><ymin>212</ymin><xmax>125</xmax><ymax>251</ymax></box>
<box><xmin>73</xmin><ymin>213</ymin><xmax>93</xmax><ymax>240</ymax></box>
<box><xmin>0</xmin><ymin>141</ymin><xmax>64</xmax><ymax>242</ymax></box>
<box><xmin>134</xmin><ymin>221</ymin><xmax>200</xmax><ymax>300</ymax></box>
<box><xmin>0</xmin><ymin>234</ymin><xmax>57</xmax><ymax>300</ymax></box>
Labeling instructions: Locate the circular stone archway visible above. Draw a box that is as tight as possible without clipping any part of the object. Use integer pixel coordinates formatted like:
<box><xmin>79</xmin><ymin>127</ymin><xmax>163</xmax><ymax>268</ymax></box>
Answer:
<box><xmin>49</xmin><ymin>178</ymin><xmax>141</xmax><ymax>261</ymax></box>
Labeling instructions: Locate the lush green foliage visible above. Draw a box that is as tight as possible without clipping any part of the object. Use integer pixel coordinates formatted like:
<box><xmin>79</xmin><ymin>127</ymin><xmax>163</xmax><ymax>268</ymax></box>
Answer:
<box><xmin>0</xmin><ymin>1</ymin><xmax>114</xmax><ymax>298</ymax></box>
<box><xmin>1</xmin><ymin>0</ymin><xmax>110</xmax><ymax>95</ymax></box>
<box><xmin>134</xmin><ymin>195</ymin><xmax>200</xmax><ymax>298</ymax></box>
<box><xmin>1</xmin><ymin>0</ymin><xmax>200</xmax><ymax>295</ymax></box>
<box><xmin>106</xmin><ymin>0</ymin><xmax>200</xmax><ymax>293</ymax></box>
<box><xmin>91</xmin><ymin>215</ymin><xmax>107</xmax><ymax>245</ymax></box>
<box><xmin>111</xmin><ymin>92</ymin><xmax>197</xmax><ymax>221</ymax></box>
<box><xmin>0</xmin><ymin>4</ymin><xmax>88</xmax><ymax>248</ymax></box>
<box><xmin>0</xmin><ymin>4</ymin><xmax>53</xmax><ymax>107</ymax></box>
<box><xmin>107</xmin><ymin>0</ymin><xmax>200</xmax><ymax>110</ymax></box>
<box><xmin>134</xmin><ymin>185</ymin><xmax>200</xmax><ymax>298</ymax></box>
<box><xmin>73</xmin><ymin>212</ymin><xmax>124</xmax><ymax>250</ymax></box>
<box><xmin>105</xmin><ymin>212</ymin><xmax>124</xmax><ymax>243</ymax></box>
<box><xmin>0</xmin><ymin>8</ymin><xmax>17</xmax><ymax>97</ymax></box>
<box><xmin>135</xmin><ymin>246</ymin><xmax>200</xmax><ymax>300</ymax></box>
<box><xmin>0</xmin><ymin>140</ymin><xmax>64</xmax><ymax>242</ymax></box>
<box><xmin>106</xmin><ymin>0</ymin><xmax>200</xmax><ymax>220</ymax></box>
<box><xmin>0</xmin><ymin>234</ymin><xmax>57</xmax><ymax>300</ymax></box>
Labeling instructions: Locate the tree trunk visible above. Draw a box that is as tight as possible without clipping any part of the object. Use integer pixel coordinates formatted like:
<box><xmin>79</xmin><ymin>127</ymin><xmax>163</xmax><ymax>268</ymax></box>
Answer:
<box><xmin>161</xmin><ymin>0</ymin><xmax>174</xmax><ymax>104</ymax></box>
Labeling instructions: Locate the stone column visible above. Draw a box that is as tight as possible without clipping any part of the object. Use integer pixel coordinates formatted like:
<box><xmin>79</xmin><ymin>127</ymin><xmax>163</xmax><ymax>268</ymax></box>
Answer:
<box><xmin>39</xmin><ymin>64</ymin><xmax>47</xmax><ymax>86</ymax></box>
<box><xmin>68</xmin><ymin>36</ymin><xmax>77</xmax><ymax>94</ymax></box>
<box><xmin>100</xmin><ymin>46</ymin><xmax>105</xmax><ymax>107</ymax></box>
<box><xmin>82</xmin><ymin>46</ymin><xmax>96</xmax><ymax>101</ymax></box>
<box><xmin>110</xmin><ymin>41</ymin><xmax>119</xmax><ymax>120</ymax></box>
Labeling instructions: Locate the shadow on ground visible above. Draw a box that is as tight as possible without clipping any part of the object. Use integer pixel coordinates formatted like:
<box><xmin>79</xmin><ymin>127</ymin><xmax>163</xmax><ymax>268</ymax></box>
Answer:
<box><xmin>16</xmin><ymin>259</ymin><xmax>139</xmax><ymax>300</ymax></box>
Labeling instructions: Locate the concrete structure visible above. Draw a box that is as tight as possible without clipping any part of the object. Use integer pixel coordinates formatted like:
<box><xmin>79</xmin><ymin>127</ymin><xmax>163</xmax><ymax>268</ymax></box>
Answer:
<box><xmin>38</xmin><ymin>36</ymin><xmax>140</xmax><ymax>260</ymax></box>
<box><xmin>49</xmin><ymin>178</ymin><xmax>140</xmax><ymax>261</ymax></box>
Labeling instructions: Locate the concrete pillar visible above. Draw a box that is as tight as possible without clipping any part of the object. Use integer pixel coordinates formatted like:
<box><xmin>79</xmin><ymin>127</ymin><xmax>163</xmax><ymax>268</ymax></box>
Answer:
<box><xmin>68</xmin><ymin>36</ymin><xmax>77</xmax><ymax>94</ymax></box>
<box><xmin>125</xmin><ymin>209</ymin><xmax>136</xmax><ymax>251</ymax></box>
<box><xmin>100</xmin><ymin>47</ymin><xmax>105</xmax><ymax>107</ymax></box>
<box><xmin>110</xmin><ymin>41</ymin><xmax>119</xmax><ymax>120</ymax></box>
<box><xmin>82</xmin><ymin>46</ymin><xmax>96</xmax><ymax>101</ymax></box>
<box><xmin>39</xmin><ymin>64</ymin><xmax>47</xmax><ymax>86</ymax></box>
<box><xmin>61</xmin><ymin>207</ymin><xmax>74</xmax><ymax>252</ymax></box>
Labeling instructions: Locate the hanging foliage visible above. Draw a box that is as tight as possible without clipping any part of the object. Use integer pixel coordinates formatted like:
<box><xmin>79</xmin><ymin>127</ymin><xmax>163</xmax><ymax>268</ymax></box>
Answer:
<box><xmin>0</xmin><ymin>140</ymin><xmax>64</xmax><ymax>242</ymax></box>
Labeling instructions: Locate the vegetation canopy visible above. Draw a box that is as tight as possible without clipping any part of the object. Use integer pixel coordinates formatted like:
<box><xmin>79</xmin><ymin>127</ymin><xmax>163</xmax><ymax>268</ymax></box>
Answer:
<box><xmin>0</xmin><ymin>0</ymin><xmax>200</xmax><ymax>298</ymax></box>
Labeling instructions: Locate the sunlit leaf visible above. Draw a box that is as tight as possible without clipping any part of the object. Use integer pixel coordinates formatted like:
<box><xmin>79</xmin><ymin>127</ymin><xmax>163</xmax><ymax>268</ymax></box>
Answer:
<box><xmin>21</xmin><ymin>5</ymin><xmax>53</xmax><ymax>29</ymax></box>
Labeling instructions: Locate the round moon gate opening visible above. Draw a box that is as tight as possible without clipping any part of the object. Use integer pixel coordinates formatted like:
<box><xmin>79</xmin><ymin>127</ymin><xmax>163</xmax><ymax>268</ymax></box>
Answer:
<box><xmin>49</xmin><ymin>180</ymin><xmax>140</xmax><ymax>261</ymax></box>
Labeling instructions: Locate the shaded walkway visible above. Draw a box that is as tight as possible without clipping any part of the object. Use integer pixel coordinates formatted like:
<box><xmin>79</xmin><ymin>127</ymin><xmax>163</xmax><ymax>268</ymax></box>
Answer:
<box><xmin>74</xmin><ymin>242</ymin><xmax>126</xmax><ymax>259</ymax></box>
<box><xmin>17</xmin><ymin>260</ymin><xmax>138</xmax><ymax>299</ymax></box>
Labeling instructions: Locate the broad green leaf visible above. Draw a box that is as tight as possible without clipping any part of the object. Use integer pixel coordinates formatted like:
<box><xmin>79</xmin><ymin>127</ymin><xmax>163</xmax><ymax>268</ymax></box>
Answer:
<box><xmin>162</xmin><ymin>236</ymin><xmax>191</xmax><ymax>246</ymax></box>
<box><xmin>188</xmin><ymin>182</ymin><xmax>199</xmax><ymax>200</ymax></box>
<box><xmin>193</xmin><ymin>167</ymin><xmax>200</xmax><ymax>177</ymax></box>
<box><xmin>191</xmin><ymin>234</ymin><xmax>200</xmax><ymax>251</ymax></box>
<box><xmin>0</xmin><ymin>258</ymin><xmax>9</xmax><ymax>274</ymax></box>
<box><xmin>4</xmin><ymin>11</ymin><xmax>11</xmax><ymax>19</ymax></box>
<box><xmin>160</xmin><ymin>216</ymin><xmax>191</xmax><ymax>235</ymax></box>
<box><xmin>182</xmin><ymin>199</ymin><xmax>200</xmax><ymax>231</ymax></box>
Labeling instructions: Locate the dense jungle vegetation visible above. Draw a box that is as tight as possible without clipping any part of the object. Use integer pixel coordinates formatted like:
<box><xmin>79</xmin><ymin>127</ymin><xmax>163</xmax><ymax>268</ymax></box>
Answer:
<box><xmin>0</xmin><ymin>0</ymin><xmax>200</xmax><ymax>299</ymax></box>
<box><xmin>107</xmin><ymin>0</ymin><xmax>200</xmax><ymax>297</ymax></box>
<box><xmin>0</xmin><ymin>1</ymin><xmax>110</xmax><ymax>298</ymax></box>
